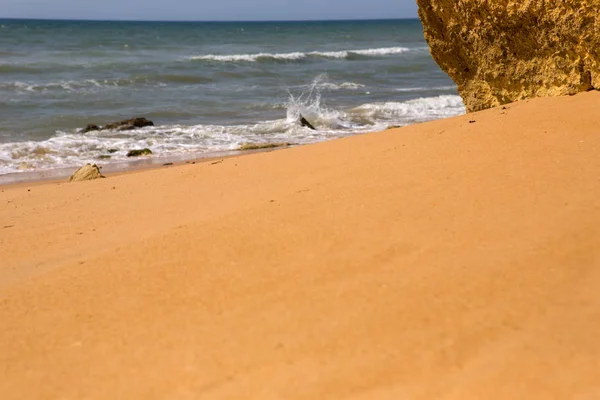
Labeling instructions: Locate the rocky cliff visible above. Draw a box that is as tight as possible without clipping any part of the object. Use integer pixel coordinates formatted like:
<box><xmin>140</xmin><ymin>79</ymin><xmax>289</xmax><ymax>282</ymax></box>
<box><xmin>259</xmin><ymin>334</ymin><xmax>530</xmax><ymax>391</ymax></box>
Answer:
<box><xmin>416</xmin><ymin>0</ymin><xmax>600</xmax><ymax>112</ymax></box>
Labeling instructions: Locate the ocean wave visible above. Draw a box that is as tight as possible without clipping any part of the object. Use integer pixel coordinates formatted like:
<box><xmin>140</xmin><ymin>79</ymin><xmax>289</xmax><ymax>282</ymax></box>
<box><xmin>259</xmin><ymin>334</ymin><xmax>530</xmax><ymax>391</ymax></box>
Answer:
<box><xmin>351</xmin><ymin>95</ymin><xmax>465</xmax><ymax>123</ymax></box>
<box><xmin>322</xmin><ymin>82</ymin><xmax>365</xmax><ymax>90</ymax></box>
<box><xmin>0</xmin><ymin>74</ymin><xmax>216</xmax><ymax>94</ymax></box>
<box><xmin>0</xmin><ymin>58</ymin><xmax>171</xmax><ymax>75</ymax></box>
<box><xmin>352</xmin><ymin>47</ymin><xmax>412</xmax><ymax>56</ymax></box>
<box><xmin>193</xmin><ymin>51</ymin><xmax>306</xmax><ymax>62</ymax></box>
<box><xmin>293</xmin><ymin>81</ymin><xmax>365</xmax><ymax>91</ymax></box>
<box><xmin>1</xmin><ymin>79</ymin><xmax>140</xmax><ymax>93</ymax></box>
<box><xmin>154</xmin><ymin>74</ymin><xmax>214</xmax><ymax>84</ymax></box>
<box><xmin>0</xmin><ymin>121</ymin><xmax>308</xmax><ymax>175</ymax></box>
<box><xmin>0</xmin><ymin>93</ymin><xmax>466</xmax><ymax>175</ymax></box>
<box><xmin>190</xmin><ymin>46</ymin><xmax>411</xmax><ymax>63</ymax></box>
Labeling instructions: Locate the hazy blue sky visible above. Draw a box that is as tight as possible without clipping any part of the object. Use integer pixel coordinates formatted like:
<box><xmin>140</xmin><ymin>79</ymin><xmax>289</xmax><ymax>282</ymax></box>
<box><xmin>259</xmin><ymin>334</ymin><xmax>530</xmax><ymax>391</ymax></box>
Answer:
<box><xmin>0</xmin><ymin>0</ymin><xmax>418</xmax><ymax>21</ymax></box>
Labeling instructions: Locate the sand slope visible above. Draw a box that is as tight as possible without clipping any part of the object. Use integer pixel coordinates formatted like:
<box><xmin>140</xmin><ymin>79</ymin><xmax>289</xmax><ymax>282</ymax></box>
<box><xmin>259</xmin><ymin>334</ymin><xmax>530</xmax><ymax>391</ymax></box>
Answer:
<box><xmin>1</xmin><ymin>92</ymin><xmax>600</xmax><ymax>399</ymax></box>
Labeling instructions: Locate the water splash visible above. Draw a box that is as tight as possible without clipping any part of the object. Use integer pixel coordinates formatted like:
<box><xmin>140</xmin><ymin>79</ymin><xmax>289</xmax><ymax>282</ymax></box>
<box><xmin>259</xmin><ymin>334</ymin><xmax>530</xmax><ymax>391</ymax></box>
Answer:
<box><xmin>0</xmin><ymin>76</ymin><xmax>465</xmax><ymax>175</ymax></box>
<box><xmin>285</xmin><ymin>74</ymin><xmax>352</xmax><ymax>130</ymax></box>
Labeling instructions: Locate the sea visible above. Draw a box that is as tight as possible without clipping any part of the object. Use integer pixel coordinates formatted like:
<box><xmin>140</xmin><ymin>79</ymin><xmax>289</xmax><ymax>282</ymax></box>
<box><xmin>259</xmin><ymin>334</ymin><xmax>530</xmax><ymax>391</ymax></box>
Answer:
<box><xmin>0</xmin><ymin>18</ymin><xmax>465</xmax><ymax>177</ymax></box>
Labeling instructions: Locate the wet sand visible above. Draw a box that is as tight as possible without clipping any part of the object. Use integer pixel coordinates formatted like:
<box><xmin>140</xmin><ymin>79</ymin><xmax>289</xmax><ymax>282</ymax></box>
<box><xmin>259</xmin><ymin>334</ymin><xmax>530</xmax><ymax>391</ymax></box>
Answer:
<box><xmin>1</xmin><ymin>91</ymin><xmax>600</xmax><ymax>399</ymax></box>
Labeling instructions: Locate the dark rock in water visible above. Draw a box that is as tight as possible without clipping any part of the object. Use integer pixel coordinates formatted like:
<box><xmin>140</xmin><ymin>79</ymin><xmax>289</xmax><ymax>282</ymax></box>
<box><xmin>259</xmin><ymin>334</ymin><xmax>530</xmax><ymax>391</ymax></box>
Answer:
<box><xmin>299</xmin><ymin>114</ymin><xmax>316</xmax><ymax>130</ymax></box>
<box><xmin>80</xmin><ymin>118</ymin><xmax>154</xmax><ymax>134</ymax></box>
<box><xmin>107</xmin><ymin>149</ymin><xmax>118</xmax><ymax>154</ymax></box>
<box><xmin>104</xmin><ymin>117</ymin><xmax>154</xmax><ymax>131</ymax></box>
<box><xmin>126</xmin><ymin>148</ymin><xmax>153</xmax><ymax>157</ymax></box>
<box><xmin>81</xmin><ymin>124</ymin><xmax>100</xmax><ymax>133</ymax></box>
<box><xmin>68</xmin><ymin>164</ymin><xmax>105</xmax><ymax>182</ymax></box>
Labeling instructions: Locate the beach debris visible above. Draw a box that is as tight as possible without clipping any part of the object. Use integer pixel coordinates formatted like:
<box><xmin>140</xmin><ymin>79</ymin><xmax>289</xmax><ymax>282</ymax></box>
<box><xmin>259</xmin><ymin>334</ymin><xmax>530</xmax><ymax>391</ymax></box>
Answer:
<box><xmin>299</xmin><ymin>114</ymin><xmax>316</xmax><ymax>130</ymax></box>
<box><xmin>163</xmin><ymin>162</ymin><xmax>173</xmax><ymax>166</ymax></box>
<box><xmin>68</xmin><ymin>164</ymin><xmax>105</xmax><ymax>182</ymax></box>
<box><xmin>126</xmin><ymin>148</ymin><xmax>153</xmax><ymax>157</ymax></box>
<box><xmin>211</xmin><ymin>160</ymin><xmax>224</xmax><ymax>165</ymax></box>
<box><xmin>79</xmin><ymin>118</ymin><xmax>154</xmax><ymax>133</ymax></box>
<box><xmin>238</xmin><ymin>142</ymin><xmax>291</xmax><ymax>151</ymax></box>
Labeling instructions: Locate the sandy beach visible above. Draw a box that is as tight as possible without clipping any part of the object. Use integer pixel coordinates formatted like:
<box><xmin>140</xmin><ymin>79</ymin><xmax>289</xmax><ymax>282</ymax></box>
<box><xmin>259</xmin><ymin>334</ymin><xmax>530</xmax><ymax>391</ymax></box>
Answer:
<box><xmin>1</xmin><ymin>91</ymin><xmax>600</xmax><ymax>398</ymax></box>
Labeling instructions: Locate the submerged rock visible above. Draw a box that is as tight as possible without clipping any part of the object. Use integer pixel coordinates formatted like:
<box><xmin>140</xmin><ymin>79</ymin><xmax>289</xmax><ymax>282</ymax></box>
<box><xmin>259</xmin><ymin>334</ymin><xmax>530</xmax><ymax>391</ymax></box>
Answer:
<box><xmin>126</xmin><ymin>148</ymin><xmax>153</xmax><ymax>157</ymax></box>
<box><xmin>81</xmin><ymin>124</ymin><xmax>100</xmax><ymax>133</ymax></box>
<box><xmin>299</xmin><ymin>114</ymin><xmax>316</xmax><ymax>130</ymax></box>
<box><xmin>416</xmin><ymin>1</ymin><xmax>600</xmax><ymax>112</ymax></box>
<box><xmin>104</xmin><ymin>117</ymin><xmax>154</xmax><ymax>131</ymax></box>
<box><xmin>80</xmin><ymin>118</ymin><xmax>154</xmax><ymax>133</ymax></box>
<box><xmin>68</xmin><ymin>164</ymin><xmax>105</xmax><ymax>182</ymax></box>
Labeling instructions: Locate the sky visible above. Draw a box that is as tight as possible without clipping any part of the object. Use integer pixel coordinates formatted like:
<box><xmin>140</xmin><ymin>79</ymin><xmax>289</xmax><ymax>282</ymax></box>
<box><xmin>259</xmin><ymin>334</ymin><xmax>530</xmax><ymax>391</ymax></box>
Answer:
<box><xmin>0</xmin><ymin>0</ymin><xmax>418</xmax><ymax>21</ymax></box>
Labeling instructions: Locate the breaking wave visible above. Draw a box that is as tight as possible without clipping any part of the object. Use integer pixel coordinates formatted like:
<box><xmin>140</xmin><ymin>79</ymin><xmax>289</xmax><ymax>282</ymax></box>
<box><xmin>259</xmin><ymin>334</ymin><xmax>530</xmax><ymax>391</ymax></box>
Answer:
<box><xmin>190</xmin><ymin>47</ymin><xmax>411</xmax><ymax>63</ymax></box>
<box><xmin>0</xmin><ymin>76</ymin><xmax>465</xmax><ymax>176</ymax></box>
<box><xmin>351</xmin><ymin>95</ymin><xmax>465</xmax><ymax>123</ymax></box>
<box><xmin>0</xmin><ymin>75</ymin><xmax>216</xmax><ymax>94</ymax></box>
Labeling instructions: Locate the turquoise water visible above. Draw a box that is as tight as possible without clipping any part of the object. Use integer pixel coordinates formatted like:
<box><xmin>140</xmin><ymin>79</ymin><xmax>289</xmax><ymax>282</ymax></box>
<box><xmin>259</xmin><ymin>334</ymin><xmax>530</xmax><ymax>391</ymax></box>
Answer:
<box><xmin>0</xmin><ymin>19</ymin><xmax>464</xmax><ymax>175</ymax></box>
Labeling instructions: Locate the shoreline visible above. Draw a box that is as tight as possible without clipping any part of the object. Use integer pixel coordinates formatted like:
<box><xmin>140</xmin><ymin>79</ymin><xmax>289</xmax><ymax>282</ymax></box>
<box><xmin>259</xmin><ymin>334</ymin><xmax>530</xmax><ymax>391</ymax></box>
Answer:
<box><xmin>2</xmin><ymin>91</ymin><xmax>600</xmax><ymax>398</ymax></box>
<box><xmin>0</xmin><ymin>146</ymin><xmax>294</xmax><ymax>186</ymax></box>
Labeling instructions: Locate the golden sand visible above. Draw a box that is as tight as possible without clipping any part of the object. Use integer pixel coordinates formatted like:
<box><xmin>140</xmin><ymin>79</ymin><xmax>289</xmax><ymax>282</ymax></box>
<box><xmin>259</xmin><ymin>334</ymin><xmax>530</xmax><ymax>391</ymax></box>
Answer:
<box><xmin>1</xmin><ymin>92</ymin><xmax>600</xmax><ymax>399</ymax></box>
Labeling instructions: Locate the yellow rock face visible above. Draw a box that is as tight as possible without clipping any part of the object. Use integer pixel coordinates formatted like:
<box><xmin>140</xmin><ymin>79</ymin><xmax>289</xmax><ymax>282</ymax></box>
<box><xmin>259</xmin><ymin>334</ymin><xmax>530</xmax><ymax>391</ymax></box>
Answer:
<box><xmin>68</xmin><ymin>164</ymin><xmax>105</xmax><ymax>182</ymax></box>
<box><xmin>417</xmin><ymin>0</ymin><xmax>600</xmax><ymax>112</ymax></box>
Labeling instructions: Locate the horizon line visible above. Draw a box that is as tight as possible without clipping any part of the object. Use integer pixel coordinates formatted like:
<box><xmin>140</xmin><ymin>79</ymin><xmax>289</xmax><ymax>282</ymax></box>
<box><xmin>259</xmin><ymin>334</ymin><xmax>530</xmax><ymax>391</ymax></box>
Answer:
<box><xmin>0</xmin><ymin>16</ymin><xmax>419</xmax><ymax>23</ymax></box>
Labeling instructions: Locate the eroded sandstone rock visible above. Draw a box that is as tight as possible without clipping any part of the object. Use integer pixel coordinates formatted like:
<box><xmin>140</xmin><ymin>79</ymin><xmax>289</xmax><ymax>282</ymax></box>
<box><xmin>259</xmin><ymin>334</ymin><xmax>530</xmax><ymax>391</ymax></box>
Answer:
<box><xmin>68</xmin><ymin>164</ymin><xmax>105</xmax><ymax>182</ymax></box>
<box><xmin>417</xmin><ymin>0</ymin><xmax>600</xmax><ymax>112</ymax></box>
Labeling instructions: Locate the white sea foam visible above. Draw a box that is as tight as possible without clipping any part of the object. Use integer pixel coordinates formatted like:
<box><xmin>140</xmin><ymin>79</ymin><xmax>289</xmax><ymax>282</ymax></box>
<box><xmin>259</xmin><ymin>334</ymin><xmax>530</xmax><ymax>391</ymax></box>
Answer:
<box><xmin>285</xmin><ymin>75</ymin><xmax>355</xmax><ymax>131</ymax></box>
<box><xmin>291</xmin><ymin>76</ymin><xmax>366</xmax><ymax>92</ymax></box>
<box><xmin>190</xmin><ymin>46</ymin><xmax>411</xmax><ymax>63</ymax></box>
<box><xmin>0</xmin><ymin>92</ymin><xmax>465</xmax><ymax>175</ymax></box>
<box><xmin>311</xmin><ymin>50</ymin><xmax>348</xmax><ymax>59</ymax></box>
<box><xmin>0</xmin><ymin>76</ymin><xmax>465</xmax><ymax>175</ymax></box>
<box><xmin>351</xmin><ymin>47</ymin><xmax>411</xmax><ymax>56</ymax></box>
<box><xmin>193</xmin><ymin>52</ymin><xmax>307</xmax><ymax>62</ymax></box>
<box><xmin>352</xmin><ymin>95</ymin><xmax>465</xmax><ymax>124</ymax></box>
<box><xmin>318</xmin><ymin>82</ymin><xmax>366</xmax><ymax>90</ymax></box>
<box><xmin>12</xmin><ymin>81</ymin><xmax>36</xmax><ymax>92</ymax></box>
